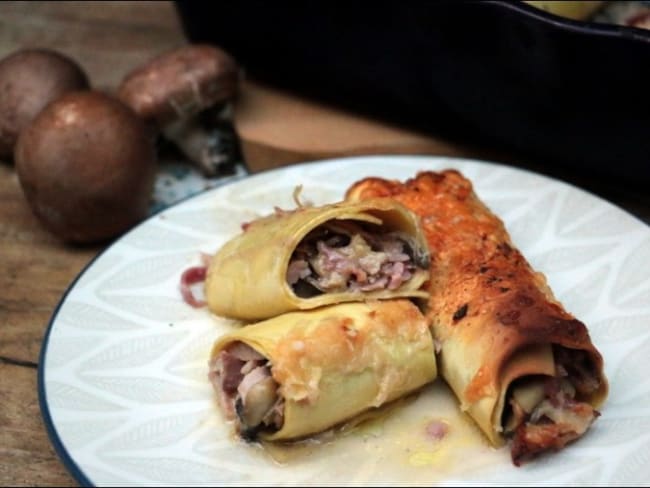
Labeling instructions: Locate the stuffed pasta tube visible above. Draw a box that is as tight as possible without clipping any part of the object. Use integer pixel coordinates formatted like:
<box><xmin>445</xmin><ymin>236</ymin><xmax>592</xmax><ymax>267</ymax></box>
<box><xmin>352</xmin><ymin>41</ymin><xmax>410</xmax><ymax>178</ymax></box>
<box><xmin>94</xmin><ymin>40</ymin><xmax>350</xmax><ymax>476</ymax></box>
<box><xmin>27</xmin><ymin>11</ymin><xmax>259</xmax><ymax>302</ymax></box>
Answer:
<box><xmin>208</xmin><ymin>299</ymin><xmax>437</xmax><ymax>441</ymax></box>
<box><xmin>345</xmin><ymin>170</ymin><xmax>608</xmax><ymax>465</ymax></box>
<box><xmin>205</xmin><ymin>199</ymin><xmax>430</xmax><ymax>320</ymax></box>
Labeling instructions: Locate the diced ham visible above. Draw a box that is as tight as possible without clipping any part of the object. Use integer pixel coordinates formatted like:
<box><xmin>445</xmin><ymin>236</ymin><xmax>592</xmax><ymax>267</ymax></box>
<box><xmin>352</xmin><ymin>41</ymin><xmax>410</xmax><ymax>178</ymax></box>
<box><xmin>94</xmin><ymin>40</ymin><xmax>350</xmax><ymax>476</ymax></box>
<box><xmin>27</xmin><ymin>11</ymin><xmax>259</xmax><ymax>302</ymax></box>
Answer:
<box><xmin>352</xmin><ymin>276</ymin><xmax>389</xmax><ymax>292</ymax></box>
<box><xmin>425</xmin><ymin>420</ymin><xmax>449</xmax><ymax>441</ymax></box>
<box><xmin>358</xmin><ymin>254</ymin><xmax>384</xmax><ymax>275</ymax></box>
<box><xmin>287</xmin><ymin>259</ymin><xmax>311</xmax><ymax>285</ymax></box>
<box><xmin>287</xmin><ymin>221</ymin><xmax>420</xmax><ymax>297</ymax></box>
<box><xmin>385</xmin><ymin>261</ymin><xmax>408</xmax><ymax>290</ymax></box>
<box><xmin>218</xmin><ymin>352</ymin><xmax>245</xmax><ymax>395</ymax></box>
<box><xmin>209</xmin><ymin>353</ymin><xmax>239</xmax><ymax>419</ymax></box>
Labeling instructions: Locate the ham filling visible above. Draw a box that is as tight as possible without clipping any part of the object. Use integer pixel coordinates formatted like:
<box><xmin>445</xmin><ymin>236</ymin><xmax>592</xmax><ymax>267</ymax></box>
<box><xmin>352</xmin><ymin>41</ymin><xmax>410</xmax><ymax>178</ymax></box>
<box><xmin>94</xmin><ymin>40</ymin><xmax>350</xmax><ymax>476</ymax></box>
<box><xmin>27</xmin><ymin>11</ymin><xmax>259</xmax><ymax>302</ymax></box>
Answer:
<box><xmin>287</xmin><ymin>220</ymin><xmax>426</xmax><ymax>297</ymax></box>
<box><xmin>208</xmin><ymin>342</ymin><xmax>283</xmax><ymax>440</ymax></box>
<box><xmin>503</xmin><ymin>347</ymin><xmax>601</xmax><ymax>466</ymax></box>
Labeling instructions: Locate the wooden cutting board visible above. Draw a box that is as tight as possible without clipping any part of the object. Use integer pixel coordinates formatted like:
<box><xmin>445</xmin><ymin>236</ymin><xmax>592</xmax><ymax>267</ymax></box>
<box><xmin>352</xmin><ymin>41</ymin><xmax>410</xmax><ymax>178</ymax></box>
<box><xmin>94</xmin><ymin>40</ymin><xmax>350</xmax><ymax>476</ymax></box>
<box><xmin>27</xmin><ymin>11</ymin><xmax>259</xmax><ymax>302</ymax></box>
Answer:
<box><xmin>233</xmin><ymin>80</ymin><xmax>503</xmax><ymax>173</ymax></box>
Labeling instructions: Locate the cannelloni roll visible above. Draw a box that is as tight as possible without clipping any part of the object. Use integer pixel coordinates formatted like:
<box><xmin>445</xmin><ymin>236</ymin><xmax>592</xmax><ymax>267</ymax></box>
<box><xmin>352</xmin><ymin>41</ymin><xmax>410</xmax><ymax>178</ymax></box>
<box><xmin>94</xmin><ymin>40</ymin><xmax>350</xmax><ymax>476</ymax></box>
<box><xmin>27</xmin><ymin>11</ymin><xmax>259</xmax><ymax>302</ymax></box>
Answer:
<box><xmin>345</xmin><ymin>170</ymin><xmax>608</xmax><ymax>465</ymax></box>
<box><xmin>205</xmin><ymin>199</ymin><xmax>430</xmax><ymax>320</ymax></box>
<box><xmin>208</xmin><ymin>299</ymin><xmax>437</xmax><ymax>441</ymax></box>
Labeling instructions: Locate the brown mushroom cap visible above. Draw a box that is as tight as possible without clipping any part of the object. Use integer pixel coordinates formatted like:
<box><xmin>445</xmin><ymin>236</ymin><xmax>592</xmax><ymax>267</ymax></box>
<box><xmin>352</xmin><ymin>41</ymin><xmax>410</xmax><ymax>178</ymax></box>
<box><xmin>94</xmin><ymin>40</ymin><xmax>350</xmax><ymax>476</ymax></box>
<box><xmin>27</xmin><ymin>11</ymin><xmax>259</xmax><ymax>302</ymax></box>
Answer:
<box><xmin>15</xmin><ymin>91</ymin><xmax>157</xmax><ymax>244</ymax></box>
<box><xmin>117</xmin><ymin>44</ymin><xmax>239</xmax><ymax>127</ymax></box>
<box><xmin>0</xmin><ymin>48</ymin><xmax>89</xmax><ymax>160</ymax></box>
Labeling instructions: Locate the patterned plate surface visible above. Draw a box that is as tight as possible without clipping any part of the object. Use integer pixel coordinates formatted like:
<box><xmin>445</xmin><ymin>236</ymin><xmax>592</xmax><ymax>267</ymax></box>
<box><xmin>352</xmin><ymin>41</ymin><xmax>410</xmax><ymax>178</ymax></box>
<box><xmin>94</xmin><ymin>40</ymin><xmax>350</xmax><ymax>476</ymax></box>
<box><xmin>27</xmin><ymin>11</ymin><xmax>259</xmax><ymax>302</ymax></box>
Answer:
<box><xmin>39</xmin><ymin>156</ymin><xmax>650</xmax><ymax>486</ymax></box>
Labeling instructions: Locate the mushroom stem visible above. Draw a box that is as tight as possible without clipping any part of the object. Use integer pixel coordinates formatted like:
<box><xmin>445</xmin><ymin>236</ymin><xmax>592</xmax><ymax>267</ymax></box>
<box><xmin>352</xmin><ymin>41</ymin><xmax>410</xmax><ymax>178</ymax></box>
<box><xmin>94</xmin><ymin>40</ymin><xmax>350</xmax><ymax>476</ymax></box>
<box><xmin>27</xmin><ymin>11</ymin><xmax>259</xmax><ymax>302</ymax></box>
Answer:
<box><xmin>162</xmin><ymin>117</ymin><xmax>232</xmax><ymax>176</ymax></box>
<box><xmin>116</xmin><ymin>44</ymin><xmax>240</xmax><ymax>177</ymax></box>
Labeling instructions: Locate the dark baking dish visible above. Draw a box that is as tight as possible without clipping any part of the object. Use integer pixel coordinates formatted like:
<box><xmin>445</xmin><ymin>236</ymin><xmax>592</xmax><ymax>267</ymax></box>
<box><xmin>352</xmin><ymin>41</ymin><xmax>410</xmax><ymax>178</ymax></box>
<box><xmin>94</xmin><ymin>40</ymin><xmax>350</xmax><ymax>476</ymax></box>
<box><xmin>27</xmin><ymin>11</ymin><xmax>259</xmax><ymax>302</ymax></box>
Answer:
<box><xmin>175</xmin><ymin>1</ymin><xmax>650</xmax><ymax>189</ymax></box>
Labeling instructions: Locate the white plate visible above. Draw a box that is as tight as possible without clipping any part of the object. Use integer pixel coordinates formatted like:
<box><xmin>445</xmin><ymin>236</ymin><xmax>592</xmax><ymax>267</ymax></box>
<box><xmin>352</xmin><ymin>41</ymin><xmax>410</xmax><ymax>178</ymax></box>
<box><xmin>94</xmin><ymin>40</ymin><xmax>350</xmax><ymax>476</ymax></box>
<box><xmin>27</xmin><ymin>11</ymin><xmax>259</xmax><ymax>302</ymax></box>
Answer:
<box><xmin>39</xmin><ymin>155</ymin><xmax>650</xmax><ymax>486</ymax></box>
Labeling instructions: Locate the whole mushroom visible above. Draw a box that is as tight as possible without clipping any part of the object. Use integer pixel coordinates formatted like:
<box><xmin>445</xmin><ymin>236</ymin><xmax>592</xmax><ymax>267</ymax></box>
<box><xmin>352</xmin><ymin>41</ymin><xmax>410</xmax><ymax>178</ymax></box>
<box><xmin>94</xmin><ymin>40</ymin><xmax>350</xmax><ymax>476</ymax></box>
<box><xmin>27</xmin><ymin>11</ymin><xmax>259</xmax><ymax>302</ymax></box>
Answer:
<box><xmin>117</xmin><ymin>44</ymin><xmax>240</xmax><ymax>176</ymax></box>
<box><xmin>15</xmin><ymin>91</ymin><xmax>157</xmax><ymax>244</ymax></box>
<box><xmin>0</xmin><ymin>48</ymin><xmax>89</xmax><ymax>160</ymax></box>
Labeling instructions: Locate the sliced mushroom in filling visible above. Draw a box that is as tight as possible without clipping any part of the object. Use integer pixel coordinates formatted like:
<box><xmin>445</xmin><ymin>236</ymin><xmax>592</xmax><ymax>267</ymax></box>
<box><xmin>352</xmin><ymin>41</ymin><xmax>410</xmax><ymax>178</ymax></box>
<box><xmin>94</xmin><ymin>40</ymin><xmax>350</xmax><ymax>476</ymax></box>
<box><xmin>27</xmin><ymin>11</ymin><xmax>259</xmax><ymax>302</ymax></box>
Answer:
<box><xmin>287</xmin><ymin>220</ymin><xmax>428</xmax><ymax>298</ymax></box>
<box><xmin>502</xmin><ymin>346</ymin><xmax>602</xmax><ymax>465</ymax></box>
<box><xmin>208</xmin><ymin>341</ymin><xmax>284</xmax><ymax>440</ymax></box>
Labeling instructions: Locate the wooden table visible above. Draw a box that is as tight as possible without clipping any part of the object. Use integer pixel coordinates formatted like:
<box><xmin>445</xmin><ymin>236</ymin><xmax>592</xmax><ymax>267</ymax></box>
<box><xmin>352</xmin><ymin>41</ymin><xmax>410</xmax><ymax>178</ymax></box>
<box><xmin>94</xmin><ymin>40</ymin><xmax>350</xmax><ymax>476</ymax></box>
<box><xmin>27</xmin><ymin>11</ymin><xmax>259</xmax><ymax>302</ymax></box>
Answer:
<box><xmin>1</xmin><ymin>2</ymin><xmax>649</xmax><ymax>487</ymax></box>
<box><xmin>0</xmin><ymin>2</ymin><xmax>186</xmax><ymax>486</ymax></box>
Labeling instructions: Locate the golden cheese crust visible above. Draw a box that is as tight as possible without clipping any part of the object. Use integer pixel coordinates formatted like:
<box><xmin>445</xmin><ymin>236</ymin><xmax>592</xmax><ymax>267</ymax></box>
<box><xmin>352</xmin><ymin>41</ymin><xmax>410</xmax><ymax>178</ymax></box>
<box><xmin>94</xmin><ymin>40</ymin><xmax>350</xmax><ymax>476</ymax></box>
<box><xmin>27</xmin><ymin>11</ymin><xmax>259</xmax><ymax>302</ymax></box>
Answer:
<box><xmin>271</xmin><ymin>298</ymin><xmax>431</xmax><ymax>405</ymax></box>
<box><xmin>346</xmin><ymin>170</ymin><xmax>608</xmax><ymax>443</ymax></box>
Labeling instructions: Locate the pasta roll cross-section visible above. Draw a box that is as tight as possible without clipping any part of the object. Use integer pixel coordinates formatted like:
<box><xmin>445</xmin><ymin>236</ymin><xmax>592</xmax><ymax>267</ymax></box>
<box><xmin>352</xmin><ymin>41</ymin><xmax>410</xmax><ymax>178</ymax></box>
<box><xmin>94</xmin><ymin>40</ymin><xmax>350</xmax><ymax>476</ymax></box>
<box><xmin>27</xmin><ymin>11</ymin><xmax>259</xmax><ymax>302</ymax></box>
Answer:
<box><xmin>209</xmin><ymin>299</ymin><xmax>438</xmax><ymax>441</ymax></box>
<box><xmin>205</xmin><ymin>199</ymin><xmax>431</xmax><ymax>320</ymax></box>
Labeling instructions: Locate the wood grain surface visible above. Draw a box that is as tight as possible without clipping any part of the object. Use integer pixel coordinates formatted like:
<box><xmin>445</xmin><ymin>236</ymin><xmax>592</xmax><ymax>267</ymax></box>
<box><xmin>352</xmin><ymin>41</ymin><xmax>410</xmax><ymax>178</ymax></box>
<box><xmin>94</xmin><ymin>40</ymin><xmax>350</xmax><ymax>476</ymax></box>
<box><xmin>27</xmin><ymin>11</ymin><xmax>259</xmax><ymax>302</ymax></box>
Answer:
<box><xmin>234</xmin><ymin>80</ymin><xmax>492</xmax><ymax>172</ymax></box>
<box><xmin>0</xmin><ymin>2</ymin><xmax>185</xmax><ymax>486</ymax></box>
<box><xmin>1</xmin><ymin>2</ymin><xmax>649</xmax><ymax>487</ymax></box>
<box><xmin>0</xmin><ymin>362</ymin><xmax>74</xmax><ymax>486</ymax></box>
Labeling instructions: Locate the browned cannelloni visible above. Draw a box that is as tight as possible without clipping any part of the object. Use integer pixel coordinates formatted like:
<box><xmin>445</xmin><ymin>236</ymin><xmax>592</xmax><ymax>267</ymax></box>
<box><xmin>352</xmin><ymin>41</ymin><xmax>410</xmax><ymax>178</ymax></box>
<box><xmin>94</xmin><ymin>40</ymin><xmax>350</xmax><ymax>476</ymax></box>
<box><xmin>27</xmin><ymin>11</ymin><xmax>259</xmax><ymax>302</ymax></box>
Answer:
<box><xmin>345</xmin><ymin>170</ymin><xmax>608</xmax><ymax>465</ymax></box>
